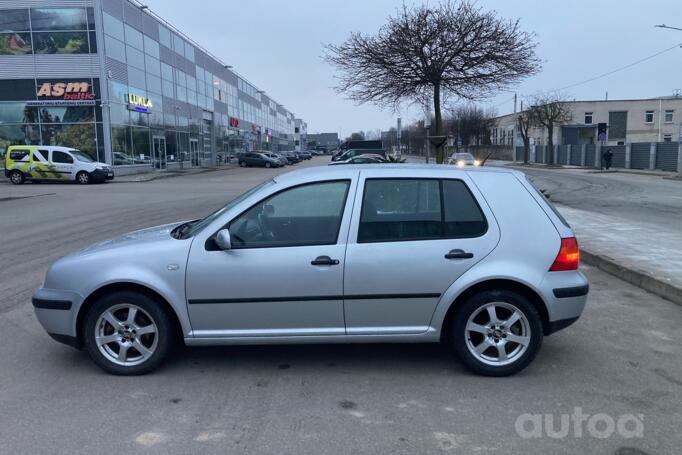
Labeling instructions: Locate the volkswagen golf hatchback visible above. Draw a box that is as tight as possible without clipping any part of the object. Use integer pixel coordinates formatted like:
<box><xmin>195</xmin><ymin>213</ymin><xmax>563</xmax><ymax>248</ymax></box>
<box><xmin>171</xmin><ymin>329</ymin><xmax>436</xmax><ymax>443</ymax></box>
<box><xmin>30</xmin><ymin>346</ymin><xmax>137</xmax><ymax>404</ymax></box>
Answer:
<box><xmin>33</xmin><ymin>164</ymin><xmax>588</xmax><ymax>376</ymax></box>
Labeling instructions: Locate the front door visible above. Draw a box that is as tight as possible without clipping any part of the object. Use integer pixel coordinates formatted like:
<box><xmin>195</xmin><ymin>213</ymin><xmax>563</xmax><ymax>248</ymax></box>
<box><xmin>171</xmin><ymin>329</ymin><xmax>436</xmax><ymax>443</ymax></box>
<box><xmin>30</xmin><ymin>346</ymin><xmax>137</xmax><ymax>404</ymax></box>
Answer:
<box><xmin>152</xmin><ymin>136</ymin><xmax>166</xmax><ymax>170</ymax></box>
<box><xmin>342</xmin><ymin>174</ymin><xmax>499</xmax><ymax>334</ymax></box>
<box><xmin>185</xmin><ymin>179</ymin><xmax>355</xmax><ymax>337</ymax></box>
<box><xmin>190</xmin><ymin>138</ymin><xmax>199</xmax><ymax>167</ymax></box>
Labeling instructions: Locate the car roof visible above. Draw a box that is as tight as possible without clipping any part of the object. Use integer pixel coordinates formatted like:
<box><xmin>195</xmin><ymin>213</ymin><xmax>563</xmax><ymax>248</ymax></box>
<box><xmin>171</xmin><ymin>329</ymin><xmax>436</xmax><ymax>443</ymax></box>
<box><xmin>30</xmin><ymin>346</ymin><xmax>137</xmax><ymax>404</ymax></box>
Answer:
<box><xmin>274</xmin><ymin>163</ymin><xmax>523</xmax><ymax>184</ymax></box>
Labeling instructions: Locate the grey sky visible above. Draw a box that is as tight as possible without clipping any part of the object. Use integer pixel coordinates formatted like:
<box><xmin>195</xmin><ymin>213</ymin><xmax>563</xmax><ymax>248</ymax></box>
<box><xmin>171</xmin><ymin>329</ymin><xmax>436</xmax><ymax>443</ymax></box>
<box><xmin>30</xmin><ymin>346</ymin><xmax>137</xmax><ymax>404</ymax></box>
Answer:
<box><xmin>144</xmin><ymin>0</ymin><xmax>682</xmax><ymax>137</ymax></box>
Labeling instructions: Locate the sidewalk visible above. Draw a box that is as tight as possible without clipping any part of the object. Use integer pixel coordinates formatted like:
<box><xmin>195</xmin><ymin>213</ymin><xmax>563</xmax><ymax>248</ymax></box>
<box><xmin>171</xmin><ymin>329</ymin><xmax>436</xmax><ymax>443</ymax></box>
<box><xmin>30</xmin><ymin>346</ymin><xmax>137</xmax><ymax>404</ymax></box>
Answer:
<box><xmin>558</xmin><ymin>205</ymin><xmax>682</xmax><ymax>305</ymax></box>
<box><xmin>502</xmin><ymin>160</ymin><xmax>679</xmax><ymax>179</ymax></box>
<box><xmin>113</xmin><ymin>166</ymin><xmax>229</xmax><ymax>183</ymax></box>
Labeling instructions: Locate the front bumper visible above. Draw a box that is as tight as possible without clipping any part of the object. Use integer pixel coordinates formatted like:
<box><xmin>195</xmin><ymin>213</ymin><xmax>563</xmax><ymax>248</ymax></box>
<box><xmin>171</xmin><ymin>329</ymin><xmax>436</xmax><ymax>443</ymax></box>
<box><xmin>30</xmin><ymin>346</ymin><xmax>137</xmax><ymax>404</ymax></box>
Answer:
<box><xmin>92</xmin><ymin>169</ymin><xmax>115</xmax><ymax>181</ymax></box>
<box><xmin>32</xmin><ymin>287</ymin><xmax>82</xmax><ymax>346</ymax></box>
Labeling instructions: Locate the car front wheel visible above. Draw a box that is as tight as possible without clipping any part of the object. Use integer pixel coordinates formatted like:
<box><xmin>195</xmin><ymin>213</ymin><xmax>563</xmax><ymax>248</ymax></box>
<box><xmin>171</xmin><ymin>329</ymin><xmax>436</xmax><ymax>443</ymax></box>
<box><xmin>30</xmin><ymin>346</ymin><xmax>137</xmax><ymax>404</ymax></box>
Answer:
<box><xmin>452</xmin><ymin>289</ymin><xmax>543</xmax><ymax>377</ymax></box>
<box><xmin>83</xmin><ymin>291</ymin><xmax>173</xmax><ymax>375</ymax></box>
<box><xmin>76</xmin><ymin>171</ymin><xmax>91</xmax><ymax>185</ymax></box>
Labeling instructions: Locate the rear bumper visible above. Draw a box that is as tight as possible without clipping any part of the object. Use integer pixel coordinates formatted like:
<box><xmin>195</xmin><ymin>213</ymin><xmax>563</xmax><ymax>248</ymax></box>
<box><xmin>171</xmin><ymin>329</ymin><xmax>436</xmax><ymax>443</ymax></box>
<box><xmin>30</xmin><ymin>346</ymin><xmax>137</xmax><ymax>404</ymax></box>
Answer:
<box><xmin>539</xmin><ymin>270</ymin><xmax>589</xmax><ymax>334</ymax></box>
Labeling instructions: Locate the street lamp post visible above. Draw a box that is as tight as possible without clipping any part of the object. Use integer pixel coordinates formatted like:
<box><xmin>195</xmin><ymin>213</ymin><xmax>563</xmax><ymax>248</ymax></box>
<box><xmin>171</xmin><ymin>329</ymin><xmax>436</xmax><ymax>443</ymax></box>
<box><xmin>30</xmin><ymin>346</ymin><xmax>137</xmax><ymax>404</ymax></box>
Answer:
<box><xmin>424</xmin><ymin>113</ymin><xmax>431</xmax><ymax>164</ymax></box>
<box><xmin>654</xmin><ymin>24</ymin><xmax>682</xmax><ymax>177</ymax></box>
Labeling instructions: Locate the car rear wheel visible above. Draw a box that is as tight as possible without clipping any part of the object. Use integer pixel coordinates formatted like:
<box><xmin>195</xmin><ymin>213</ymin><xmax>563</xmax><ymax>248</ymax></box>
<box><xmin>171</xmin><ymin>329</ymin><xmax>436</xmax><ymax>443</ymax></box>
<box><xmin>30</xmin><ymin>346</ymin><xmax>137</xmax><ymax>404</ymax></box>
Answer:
<box><xmin>83</xmin><ymin>291</ymin><xmax>173</xmax><ymax>375</ymax></box>
<box><xmin>9</xmin><ymin>170</ymin><xmax>25</xmax><ymax>185</ymax></box>
<box><xmin>452</xmin><ymin>290</ymin><xmax>542</xmax><ymax>377</ymax></box>
<box><xmin>76</xmin><ymin>171</ymin><xmax>91</xmax><ymax>185</ymax></box>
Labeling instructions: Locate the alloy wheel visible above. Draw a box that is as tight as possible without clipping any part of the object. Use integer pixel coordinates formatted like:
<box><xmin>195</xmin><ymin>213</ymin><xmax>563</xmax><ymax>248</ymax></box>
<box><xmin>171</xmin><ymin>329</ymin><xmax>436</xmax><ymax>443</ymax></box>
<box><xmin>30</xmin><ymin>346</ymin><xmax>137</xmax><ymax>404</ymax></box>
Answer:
<box><xmin>465</xmin><ymin>302</ymin><xmax>531</xmax><ymax>366</ymax></box>
<box><xmin>95</xmin><ymin>304</ymin><xmax>158</xmax><ymax>366</ymax></box>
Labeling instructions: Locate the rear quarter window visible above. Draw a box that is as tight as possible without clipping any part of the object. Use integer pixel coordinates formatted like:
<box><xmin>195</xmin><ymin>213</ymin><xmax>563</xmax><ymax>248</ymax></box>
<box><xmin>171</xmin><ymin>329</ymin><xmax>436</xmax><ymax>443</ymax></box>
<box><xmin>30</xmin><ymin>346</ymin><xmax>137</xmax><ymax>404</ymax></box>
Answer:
<box><xmin>9</xmin><ymin>149</ymin><xmax>30</xmax><ymax>161</ymax></box>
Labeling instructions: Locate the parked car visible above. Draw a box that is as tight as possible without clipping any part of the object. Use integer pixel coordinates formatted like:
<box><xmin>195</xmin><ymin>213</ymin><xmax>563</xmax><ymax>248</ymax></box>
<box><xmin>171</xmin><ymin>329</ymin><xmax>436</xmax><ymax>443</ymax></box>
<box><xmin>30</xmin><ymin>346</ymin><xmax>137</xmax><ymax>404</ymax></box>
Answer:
<box><xmin>332</xmin><ymin>148</ymin><xmax>387</xmax><ymax>162</ymax></box>
<box><xmin>5</xmin><ymin>145</ymin><xmax>114</xmax><ymax>185</ymax></box>
<box><xmin>328</xmin><ymin>153</ymin><xmax>387</xmax><ymax>165</ymax></box>
<box><xmin>298</xmin><ymin>151</ymin><xmax>313</xmax><ymax>160</ymax></box>
<box><xmin>34</xmin><ymin>164</ymin><xmax>587</xmax><ymax>376</ymax></box>
<box><xmin>238</xmin><ymin>152</ymin><xmax>282</xmax><ymax>168</ymax></box>
<box><xmin>280</xmin><ymin>151</ymin><xmax>300</xmax><ymax>163</ymax></box>
<box><xmin>263</xmin><ymin>152</ymin><xmax>288</xmax><ymax>166</ymax></box>
<box><xmin>449</xmin><ymin>152</ymin><xmax>480</xmax><ymax>167</ymax></box>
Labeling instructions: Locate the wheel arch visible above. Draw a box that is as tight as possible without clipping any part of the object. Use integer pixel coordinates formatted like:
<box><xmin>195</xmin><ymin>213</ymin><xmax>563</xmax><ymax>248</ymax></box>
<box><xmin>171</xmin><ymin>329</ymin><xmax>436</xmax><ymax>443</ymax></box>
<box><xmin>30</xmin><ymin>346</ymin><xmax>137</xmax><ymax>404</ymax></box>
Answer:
<box><xmin>439</xmin><ymin>278</ymin><xmax>550</xmax><ymax>342</ymax></box>
<box><xmin>76</xmin><ymin>282</ymin><xmax>184</xmax><ymax>348</ymax></box>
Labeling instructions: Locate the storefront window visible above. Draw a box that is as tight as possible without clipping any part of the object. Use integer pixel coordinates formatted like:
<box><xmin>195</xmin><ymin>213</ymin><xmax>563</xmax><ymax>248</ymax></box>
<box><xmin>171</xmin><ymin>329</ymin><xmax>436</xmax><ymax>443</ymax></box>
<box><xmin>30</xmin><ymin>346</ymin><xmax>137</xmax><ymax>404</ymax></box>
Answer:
<box><xmin>0</xmin><ymin>9</ymin><xmax>30</xmax><ymax>31</ymax></box>
<box><xmin>41</xmin><ymin>123</ymin><xmax>97</xmax><ymax>160</ymax></box>
<box><xmin>0</xmin><ymin>103</ymin><xmax>38</xmax><ymax>123</ymax></box>
<box><xmin>177</xmin><ymin>131</ymin><xmax>189</xmax><ymax>162</ymax></box>
<box><xmin>33</xmin><ymin>31</ymin><xmax>90</xmax><ymax>54</ymax></box>
<box><xmin>165</xmin><ymin>130</ymin><xmax>177</xmax><ymax>162</ymax></box>
<box><xmin>131</xmin><ymin>127</ymin><xmax>151</xmax><ymax>163</ymax></box>
<box><xmin>30</xmin><ymin>8</ymin><xmax>88</xmax><ymax>31</ymax></box>
<box><xmin>0</xmin><ymin>124</ymin><xmax>40</xmax><ymax>155</ymax></box>
<box><xmin>38</xmin><ymin>106</ymin><xmax>94</xmax><ymax>124</ymax></box>
<box><xmin>0</xmin><ymin>33</ymin><xmax>32</xmax><ymax>55</ymax></box>
<box><xmin>111</xmin><ymin>124</ymin><xmax>132</xmax><ymax>165</ymax></box>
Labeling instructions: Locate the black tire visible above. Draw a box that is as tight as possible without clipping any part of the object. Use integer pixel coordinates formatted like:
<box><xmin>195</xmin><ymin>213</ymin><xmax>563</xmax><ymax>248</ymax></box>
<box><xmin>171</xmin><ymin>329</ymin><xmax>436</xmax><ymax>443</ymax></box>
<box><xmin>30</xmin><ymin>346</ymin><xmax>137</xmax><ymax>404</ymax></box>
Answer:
<box><xmin>451</xmin><ymin>289</ymin><xmax>543</xmax><ymax>377</ymax></box>
<box><xmin>83</xmin><ymin>291</ymin><xmax>174</xmax><ymax>375</ymax></box>
<box><xmin>239</xmin><ymin>160</ymin><xmax>247</xmax><ymax>167</ymax></box>
<box><xmin>265</xmin><ymin>161</ymin><xmax>271</xmax><ymax>168</ymax></box>
<box><xmin>76</xmin><ymin>171</ymin><xmax>91</xmax><ymax>185</ymax></box>
<box><xmin>9</xmin><ymin>170</ymin><xmax>25</xmax><ymax>185</ymax></box>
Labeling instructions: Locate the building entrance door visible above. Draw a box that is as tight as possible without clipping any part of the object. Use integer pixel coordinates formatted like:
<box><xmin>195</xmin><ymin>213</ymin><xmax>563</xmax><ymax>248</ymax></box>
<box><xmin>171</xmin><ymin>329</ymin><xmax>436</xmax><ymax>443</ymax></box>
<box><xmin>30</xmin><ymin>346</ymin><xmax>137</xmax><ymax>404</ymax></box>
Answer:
<box><xmin>152</xmin><ymin>136</ymin><xmax>167</xmax><ymax>170</ymax></box>
<box><xmin>190</xmin><ymin>138</ymin><xmax>199</xmax><ymax>167</ymax></box>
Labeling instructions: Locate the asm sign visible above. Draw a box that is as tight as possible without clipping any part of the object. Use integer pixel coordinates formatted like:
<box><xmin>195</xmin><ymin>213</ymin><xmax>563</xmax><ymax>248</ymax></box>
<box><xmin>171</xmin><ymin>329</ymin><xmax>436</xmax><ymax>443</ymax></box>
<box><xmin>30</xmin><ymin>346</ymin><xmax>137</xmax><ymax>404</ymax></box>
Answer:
<box><xmin>37</xmin><ymin>81</ymin><xmax>95</xmax><ymax>100</ymax></box>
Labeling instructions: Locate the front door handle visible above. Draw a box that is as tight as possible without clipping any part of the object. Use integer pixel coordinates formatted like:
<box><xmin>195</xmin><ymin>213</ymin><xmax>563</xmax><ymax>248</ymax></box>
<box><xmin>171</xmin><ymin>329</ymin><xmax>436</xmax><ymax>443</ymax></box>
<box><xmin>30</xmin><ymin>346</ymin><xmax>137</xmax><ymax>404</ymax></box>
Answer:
<box><xmin>445</xmin><ymin>249</ymin><xmax>474</xmax><ymax>260</ymax></box>
<box><xmin>311</xmin><ymin>255</ymin><xmax>340</xmax><ymax>266</ymax></box>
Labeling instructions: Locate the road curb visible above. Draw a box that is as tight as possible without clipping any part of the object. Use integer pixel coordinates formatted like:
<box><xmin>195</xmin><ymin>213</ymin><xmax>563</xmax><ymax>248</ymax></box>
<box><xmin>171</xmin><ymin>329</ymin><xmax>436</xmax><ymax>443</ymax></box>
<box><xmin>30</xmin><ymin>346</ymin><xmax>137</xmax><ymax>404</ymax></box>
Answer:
<box><xmin>112</xmin><ymin>167</ymin><xmax>227</xmax><ymax>183</ymax></box>
<box><xmin>581</xmin><ymin>249</ymin><xmax>682</xmax><ymax>306</ymax></box>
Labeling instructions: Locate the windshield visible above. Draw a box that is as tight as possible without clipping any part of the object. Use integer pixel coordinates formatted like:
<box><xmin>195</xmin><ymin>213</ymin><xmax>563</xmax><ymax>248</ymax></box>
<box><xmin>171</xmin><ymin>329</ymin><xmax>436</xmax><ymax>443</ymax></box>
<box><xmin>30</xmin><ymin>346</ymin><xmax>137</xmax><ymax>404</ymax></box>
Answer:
<box><xmin>181</xmin><ymin>179</ymin><xmax>275</xmax><ymax>238</ymax></box>
<box><xmin>70</xmin><ymin>150</ymin><xmax>94</xmax><ymax>162</ymax></box>
<box><xmin>455</xmin><ymin>153</ymin><xmax>474</xmax><ymax>160</ymax></box>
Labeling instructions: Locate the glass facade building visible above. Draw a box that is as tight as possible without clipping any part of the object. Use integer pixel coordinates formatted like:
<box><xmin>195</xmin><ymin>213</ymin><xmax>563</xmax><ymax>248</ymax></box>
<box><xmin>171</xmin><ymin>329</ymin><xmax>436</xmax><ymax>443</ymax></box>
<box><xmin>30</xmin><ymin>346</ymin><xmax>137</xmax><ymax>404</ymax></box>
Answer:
<box><xmin>0</xmin><ymin>0</ymin><xmax>301</xmax><ymax>173</ymax></box>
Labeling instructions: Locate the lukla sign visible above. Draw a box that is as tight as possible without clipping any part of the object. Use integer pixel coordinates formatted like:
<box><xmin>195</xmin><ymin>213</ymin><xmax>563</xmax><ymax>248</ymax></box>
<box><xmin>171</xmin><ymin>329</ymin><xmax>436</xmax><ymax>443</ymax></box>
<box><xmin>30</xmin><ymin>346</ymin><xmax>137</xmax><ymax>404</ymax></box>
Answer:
<box><xmin>127</xmin><ymin>93</ymin><xmax>153</xmax><ymax>113</ymax></box>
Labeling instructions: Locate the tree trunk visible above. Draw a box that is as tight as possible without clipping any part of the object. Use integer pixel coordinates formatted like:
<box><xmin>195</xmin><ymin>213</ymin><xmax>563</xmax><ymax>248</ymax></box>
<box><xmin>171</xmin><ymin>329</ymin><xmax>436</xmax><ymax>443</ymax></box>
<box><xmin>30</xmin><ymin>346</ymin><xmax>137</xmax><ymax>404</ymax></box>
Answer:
<box><xmin>523</xmin><ymin>138</ymin><xmax>530</xmax><ymax>164</ymax></box>
<box><xmin>547</xmin><ymin>123</ymin><xmax>556</xmax><ymax>166</ymax></box>
<box><xmin>433</xmin><ymin>83</ymin><xmax>444</xmax><ymax>163</ymax></box>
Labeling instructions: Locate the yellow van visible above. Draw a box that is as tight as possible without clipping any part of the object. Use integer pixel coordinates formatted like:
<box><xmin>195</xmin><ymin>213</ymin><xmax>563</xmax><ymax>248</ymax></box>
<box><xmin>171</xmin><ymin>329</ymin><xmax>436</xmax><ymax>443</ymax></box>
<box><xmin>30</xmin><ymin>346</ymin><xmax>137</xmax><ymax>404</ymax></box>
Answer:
<box><xmin>4</xmin><ymin>145</ymin><xmax>113</xmax><ymax>185</ymax></box>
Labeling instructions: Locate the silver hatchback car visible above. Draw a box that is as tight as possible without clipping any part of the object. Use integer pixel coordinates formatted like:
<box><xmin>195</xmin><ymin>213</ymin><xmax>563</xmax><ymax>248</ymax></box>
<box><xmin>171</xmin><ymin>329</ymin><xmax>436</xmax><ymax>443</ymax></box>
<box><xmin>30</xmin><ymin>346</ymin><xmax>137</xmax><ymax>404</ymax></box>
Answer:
<box><xmin>33</xmin><ymin>165</ymin><xmax>588</xmax><ymax>376</ymax></box>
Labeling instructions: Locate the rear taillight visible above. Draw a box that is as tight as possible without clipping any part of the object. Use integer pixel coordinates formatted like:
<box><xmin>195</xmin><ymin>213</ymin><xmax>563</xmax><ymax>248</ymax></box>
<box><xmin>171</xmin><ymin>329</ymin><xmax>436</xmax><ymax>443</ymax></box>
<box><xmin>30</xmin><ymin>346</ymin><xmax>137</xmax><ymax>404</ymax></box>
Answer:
<box><xmin>549</xmin><ymin>237</ymin><xmax>580</xmax><ymax>271</ymax></box>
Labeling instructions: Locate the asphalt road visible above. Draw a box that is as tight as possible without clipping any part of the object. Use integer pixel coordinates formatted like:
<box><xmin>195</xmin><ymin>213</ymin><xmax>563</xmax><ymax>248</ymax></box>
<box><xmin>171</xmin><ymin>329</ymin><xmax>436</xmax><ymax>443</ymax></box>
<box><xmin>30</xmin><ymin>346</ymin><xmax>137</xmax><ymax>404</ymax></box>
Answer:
<box><xmin>516</xmin><ymin>167</ymin><xmax>682</xmax><ymax>232</ymax></box>
<box><xmin>1</xmin><ymin>157</ymin><xmax>681</xmax><ymax>454</ymax></box>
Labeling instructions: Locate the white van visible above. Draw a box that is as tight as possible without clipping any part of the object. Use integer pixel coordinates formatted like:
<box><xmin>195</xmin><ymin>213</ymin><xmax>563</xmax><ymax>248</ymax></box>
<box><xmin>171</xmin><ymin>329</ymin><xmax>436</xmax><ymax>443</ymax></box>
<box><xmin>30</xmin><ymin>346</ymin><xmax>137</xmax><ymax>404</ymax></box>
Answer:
<box><xmin>4</xmin><ymin>145</ymin><xmax>114</xmax><ymax>185</ymax></box>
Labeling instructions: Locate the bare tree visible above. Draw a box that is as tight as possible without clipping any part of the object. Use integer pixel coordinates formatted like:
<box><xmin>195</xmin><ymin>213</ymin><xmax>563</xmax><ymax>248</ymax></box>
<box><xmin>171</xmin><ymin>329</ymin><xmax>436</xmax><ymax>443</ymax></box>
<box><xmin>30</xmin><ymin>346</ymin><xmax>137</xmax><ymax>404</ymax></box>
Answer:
<box><xmin>516</xmin><ymin>109</ymin><xmax>533</xmax><ymax>164</ymax></box>
<box><xmin>446</xmin><ymin>105</ymin><xmax>496</xmax><ymax>151</ymax></box>
<box><xmin>528</xmin><ymin>94</ymin><xmax>572</xmax><ymax>165</ymax></box>
<box><xmin>324</xmin><ymin>1</ymin><xmax>540</xmax><ymax>163</ymax></box>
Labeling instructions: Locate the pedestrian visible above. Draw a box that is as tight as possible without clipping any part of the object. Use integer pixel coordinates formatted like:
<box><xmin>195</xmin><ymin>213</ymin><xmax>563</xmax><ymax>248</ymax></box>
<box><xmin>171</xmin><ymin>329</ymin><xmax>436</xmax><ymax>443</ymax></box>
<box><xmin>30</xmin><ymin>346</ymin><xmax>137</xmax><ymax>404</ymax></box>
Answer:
<box><xmin>603</xmin><ymin>148</ymin><xmax>613</xmax><ymax>170</ymax></box>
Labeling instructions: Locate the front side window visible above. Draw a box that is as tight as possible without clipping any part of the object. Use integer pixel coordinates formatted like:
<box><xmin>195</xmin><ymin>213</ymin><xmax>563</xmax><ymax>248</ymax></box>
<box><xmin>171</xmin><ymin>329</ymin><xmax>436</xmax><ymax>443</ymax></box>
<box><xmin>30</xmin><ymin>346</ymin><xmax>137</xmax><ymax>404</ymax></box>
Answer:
<box><xmin>358</xmin><ymin>179</ymin><xmax>487</xmax><ymax>243</ymax></box>
<box><xmin>52</xmin><ymin>150</ymin><xmax>73</xmax><ymax>163</ymax></box>
<box><xmin>229</xmin><ymin>181</ymin><xmax>350</xmax><ymax>248</ymax></box>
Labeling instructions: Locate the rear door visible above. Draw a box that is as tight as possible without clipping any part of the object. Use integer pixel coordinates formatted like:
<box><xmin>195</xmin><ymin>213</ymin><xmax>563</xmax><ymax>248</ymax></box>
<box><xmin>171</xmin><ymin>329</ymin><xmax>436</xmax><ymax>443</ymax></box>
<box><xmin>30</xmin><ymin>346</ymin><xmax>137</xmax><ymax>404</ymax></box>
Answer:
<box><xmin>30</xmin><ymin>149</ymin><xmax>58</xmax><ymax>180</ymax></box>
<box><xmin>342</xmin><ymin>171</ymin><xmax>500</xmax><ymax>334</ymax></box>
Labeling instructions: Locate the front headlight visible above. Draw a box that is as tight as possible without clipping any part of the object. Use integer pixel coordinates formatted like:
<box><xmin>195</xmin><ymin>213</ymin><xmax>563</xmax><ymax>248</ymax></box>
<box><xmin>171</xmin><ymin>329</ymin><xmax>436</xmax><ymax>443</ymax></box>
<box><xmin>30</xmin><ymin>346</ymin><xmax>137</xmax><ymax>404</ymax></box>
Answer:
<box><xmin>457</xmin><ymin>161</ymin><xmax>465</xmax><ymax>167</ymax></box>
<box><xmin>474</xmin><ymin>160</ymin><xmax>481</xmax><ymax>166</ymax></box>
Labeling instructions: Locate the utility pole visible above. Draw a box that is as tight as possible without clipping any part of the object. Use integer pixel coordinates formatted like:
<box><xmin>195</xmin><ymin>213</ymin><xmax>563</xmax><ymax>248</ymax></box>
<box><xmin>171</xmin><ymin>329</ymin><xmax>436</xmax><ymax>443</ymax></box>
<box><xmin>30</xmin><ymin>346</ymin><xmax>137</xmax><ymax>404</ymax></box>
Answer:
<box><xmin>425</xmin><ymin>114</ymin><xmax>431</xmax><ymax>164</ymax></box>
<box><xmin>654</xmin><ymin>24</ymin><xmax>682</xmax><ymax>177</ymax></box>
<box><xmin>514</xmin><ymin>93</ymin><xmax>517</xmax><ymax>113</ymax></box>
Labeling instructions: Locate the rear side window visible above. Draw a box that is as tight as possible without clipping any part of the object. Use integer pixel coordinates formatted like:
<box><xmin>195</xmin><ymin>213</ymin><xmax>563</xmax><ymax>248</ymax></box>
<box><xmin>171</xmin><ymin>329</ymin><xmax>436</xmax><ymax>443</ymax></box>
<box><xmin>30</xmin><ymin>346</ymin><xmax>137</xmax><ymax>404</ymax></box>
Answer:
<box><xmin>33</xmin><ymin>149</ymin><xmax>49</xmax><ymax>162</ymax></box>
<box><xmin>358</xmin><ymin>178</ymin><xmax>487</xmax><ymax>243</ymax></box>
<box><xmin>52</xmin><ymin>151</ymin><xmax>73</xmax><ymax>163</ymax></box>
<box><xmin>9</xmin><ymin>149</ymin><xmax>30</xmax><ymax>161</ymax></box>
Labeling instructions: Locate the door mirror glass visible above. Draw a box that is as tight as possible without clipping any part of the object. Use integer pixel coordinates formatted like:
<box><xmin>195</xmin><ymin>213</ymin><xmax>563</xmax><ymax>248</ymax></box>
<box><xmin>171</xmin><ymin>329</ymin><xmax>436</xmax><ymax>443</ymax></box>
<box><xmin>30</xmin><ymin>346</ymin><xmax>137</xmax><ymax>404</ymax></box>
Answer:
<box><xmin>215</xmin><ymin>229</ymin><xmax>232</xmax><ymax>250</ymax></box>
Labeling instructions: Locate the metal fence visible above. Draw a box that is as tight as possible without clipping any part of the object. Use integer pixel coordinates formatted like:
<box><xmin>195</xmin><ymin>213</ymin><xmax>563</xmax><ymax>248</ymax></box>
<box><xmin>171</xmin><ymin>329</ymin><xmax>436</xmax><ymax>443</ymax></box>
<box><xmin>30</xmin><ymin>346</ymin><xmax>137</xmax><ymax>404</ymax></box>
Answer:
<box><xmin>515</xmin><ymin>142</ymin><xmax>680</xmax><ymax>173</ymax></box>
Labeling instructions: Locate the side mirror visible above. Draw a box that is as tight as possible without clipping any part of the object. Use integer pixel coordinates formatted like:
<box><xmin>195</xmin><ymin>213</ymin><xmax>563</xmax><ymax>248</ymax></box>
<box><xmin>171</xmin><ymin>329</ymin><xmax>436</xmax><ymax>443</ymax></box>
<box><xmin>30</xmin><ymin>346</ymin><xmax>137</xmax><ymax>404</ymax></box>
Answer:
<box><xmin>215</xmin><ymin>229</ymin><xmax>232</xmax><ymax>250</ymax></box>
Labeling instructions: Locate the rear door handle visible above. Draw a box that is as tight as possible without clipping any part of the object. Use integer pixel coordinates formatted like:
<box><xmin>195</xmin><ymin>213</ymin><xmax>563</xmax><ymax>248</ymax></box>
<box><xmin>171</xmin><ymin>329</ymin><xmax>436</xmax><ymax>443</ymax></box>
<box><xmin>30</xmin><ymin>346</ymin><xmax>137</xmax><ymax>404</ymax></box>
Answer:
<box><xmin>445</xmin><ymin>249</ymin><xmax>474</xmax><ymax>260</ymax></box>
<box><xmin>311</xmin><ymin>255</ymin><xmax>340</xmax><ymax>266</ymax></box>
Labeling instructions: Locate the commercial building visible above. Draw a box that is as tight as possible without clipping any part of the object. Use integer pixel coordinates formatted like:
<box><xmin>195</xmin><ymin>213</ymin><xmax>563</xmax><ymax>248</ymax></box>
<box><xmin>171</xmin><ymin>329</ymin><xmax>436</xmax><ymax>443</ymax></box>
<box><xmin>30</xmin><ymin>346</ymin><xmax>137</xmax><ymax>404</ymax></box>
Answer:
<box><xmin>307</xmin><ymin>132</ymin><xmax>339</xmax><ymax>151</ymax></box>
<box><xmin>492</xmin><ymin>95</ymin><xmax>682</xmax><ymax>147</ymax></box>
<box><xmin>0</xmin><ymin>0</ymin><xmax>303</xmax><ymax>174</ymax></box>
<box><xmin>294</xmin><ymin>118</ymin><xmax>306</xmax><ymax>151</ymax></box>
